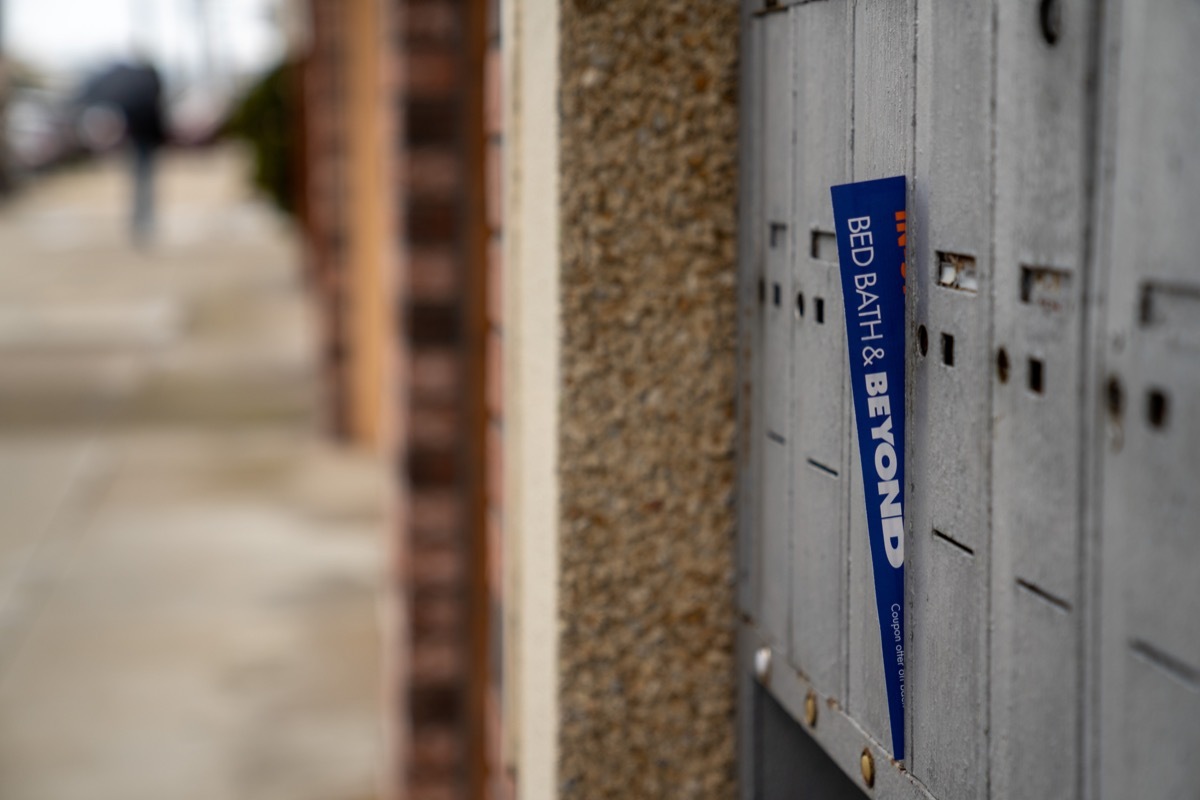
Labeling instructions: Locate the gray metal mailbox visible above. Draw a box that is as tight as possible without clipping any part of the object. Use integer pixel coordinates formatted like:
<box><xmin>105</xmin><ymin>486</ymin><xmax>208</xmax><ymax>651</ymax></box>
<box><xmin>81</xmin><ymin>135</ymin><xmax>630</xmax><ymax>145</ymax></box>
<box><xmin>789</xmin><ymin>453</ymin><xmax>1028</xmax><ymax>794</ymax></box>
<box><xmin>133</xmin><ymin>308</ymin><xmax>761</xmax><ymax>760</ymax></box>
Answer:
<box><xmin>736</xmin><ymin>2</ymin><xmax>1200</xmax><ymax>798</ymax></box>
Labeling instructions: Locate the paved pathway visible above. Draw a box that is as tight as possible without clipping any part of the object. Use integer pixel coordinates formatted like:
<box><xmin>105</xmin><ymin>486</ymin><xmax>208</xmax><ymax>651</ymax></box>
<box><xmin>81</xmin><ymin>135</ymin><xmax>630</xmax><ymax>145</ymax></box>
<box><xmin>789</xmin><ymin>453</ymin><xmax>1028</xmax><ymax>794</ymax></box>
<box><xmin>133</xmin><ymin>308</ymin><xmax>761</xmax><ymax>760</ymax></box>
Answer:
<box><xmin>0</xmin><ymin>149</ymin><xmax>385</xmax><ymax>800</ymax></box>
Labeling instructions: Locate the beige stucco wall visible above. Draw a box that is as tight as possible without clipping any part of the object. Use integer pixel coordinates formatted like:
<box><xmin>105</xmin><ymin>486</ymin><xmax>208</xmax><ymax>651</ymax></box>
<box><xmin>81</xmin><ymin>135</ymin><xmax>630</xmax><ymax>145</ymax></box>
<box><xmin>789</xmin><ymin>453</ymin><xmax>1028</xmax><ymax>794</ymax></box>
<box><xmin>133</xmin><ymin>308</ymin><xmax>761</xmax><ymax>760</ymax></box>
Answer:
<box><xmin>556</xmin><ymin>0</ymin><xmax>740</xmax><ymax>796</ymax></box>
<box><xmin>505</xmin><ymin>0</ymin><xmax>562</xmax><ymax>795</ymax></box>
<box><xmin>506</xmin><ymin>0</ymin><xmax>738</xmax><ymax>795</ymax></box>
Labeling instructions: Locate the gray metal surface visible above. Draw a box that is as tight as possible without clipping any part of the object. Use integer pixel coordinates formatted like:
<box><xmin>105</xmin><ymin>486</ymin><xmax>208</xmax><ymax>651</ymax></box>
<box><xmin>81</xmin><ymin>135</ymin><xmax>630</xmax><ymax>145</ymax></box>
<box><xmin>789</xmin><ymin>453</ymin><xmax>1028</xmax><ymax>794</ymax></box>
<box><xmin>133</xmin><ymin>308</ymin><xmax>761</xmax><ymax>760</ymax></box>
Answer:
<box><xmin>736</xmin><ymin>0</ymin><xmax>763</xmax><ymax>623</ymax></box>
<box><xmin>847</xmin><ymin>0</ymin><xmax>916</xmax><ymax>767</ymax></box>
<box><xmin>737</xmin><ymin>0</ymin><xmax>1200</xmax><ymax>797</ymax></box>
<box><xmin>1095</xmin><ymin>1</ymin><xmax>1200</xmax><ymax>798</ymax></box>
<box><xmin>990</xmin><ymin>1</ymin><xmax>1100</xmax><ymax>797</ymax></box>
<box><xmin>789</xmin><ymin>0</ymin><xmax>850</xmax><ymax>699</ymax></box>
<box><xmin>910</xmin><ymin>6</ymin><xmax>993</xmax><ymax>792</ymax></box>
<box><xmin>760</xmin><ymin>15</ymin><xmax>795</xmax><ymax>653</ymax></box>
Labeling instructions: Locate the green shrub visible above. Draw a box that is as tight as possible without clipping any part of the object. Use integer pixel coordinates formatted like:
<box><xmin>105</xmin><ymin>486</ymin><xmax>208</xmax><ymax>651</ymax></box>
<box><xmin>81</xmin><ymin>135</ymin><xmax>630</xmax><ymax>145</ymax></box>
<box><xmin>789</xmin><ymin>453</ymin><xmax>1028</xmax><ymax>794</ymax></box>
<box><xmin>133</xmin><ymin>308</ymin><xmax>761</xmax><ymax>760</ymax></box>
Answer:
<box><xmin>225</xmin><ymin>61</ymin><xmax>297</xmax><ymax>216</ymax></box>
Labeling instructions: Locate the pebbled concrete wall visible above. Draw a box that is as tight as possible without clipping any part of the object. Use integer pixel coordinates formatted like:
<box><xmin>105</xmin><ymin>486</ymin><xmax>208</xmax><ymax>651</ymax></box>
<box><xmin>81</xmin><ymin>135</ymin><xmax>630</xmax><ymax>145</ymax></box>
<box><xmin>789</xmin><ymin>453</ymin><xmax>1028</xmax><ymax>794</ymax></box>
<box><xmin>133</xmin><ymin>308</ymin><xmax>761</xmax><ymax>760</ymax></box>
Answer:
<box><xmin>557</xmin><ymin>0</ymin><xmax>740</xmax><ymax>795</ymax></box>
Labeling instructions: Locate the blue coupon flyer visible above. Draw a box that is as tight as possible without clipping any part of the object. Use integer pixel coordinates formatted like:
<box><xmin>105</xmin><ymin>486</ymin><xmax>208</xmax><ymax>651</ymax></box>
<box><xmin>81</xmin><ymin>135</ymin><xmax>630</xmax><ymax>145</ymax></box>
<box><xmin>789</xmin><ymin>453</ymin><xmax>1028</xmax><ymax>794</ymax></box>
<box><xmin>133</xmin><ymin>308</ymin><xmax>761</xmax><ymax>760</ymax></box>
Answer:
<box><xmin>830</xmin><ymin>175</ymin><xmax>907</xmax><ymax>761</ymax></box>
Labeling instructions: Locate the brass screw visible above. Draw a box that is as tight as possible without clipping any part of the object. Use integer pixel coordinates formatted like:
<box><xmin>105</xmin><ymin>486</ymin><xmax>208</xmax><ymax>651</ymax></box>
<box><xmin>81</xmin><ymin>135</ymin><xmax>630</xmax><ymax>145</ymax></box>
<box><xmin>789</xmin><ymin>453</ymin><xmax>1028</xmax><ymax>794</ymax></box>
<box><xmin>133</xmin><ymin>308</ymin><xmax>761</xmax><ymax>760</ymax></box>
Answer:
<box><xmin>804</xmin><ymin>691</ymin><xmax>818</xmax><ymax>727</ymax></box>
<box><xmin>860</xmin><ymin>748</ymin><xmax>875</xmax><ymax>788</ymax></box>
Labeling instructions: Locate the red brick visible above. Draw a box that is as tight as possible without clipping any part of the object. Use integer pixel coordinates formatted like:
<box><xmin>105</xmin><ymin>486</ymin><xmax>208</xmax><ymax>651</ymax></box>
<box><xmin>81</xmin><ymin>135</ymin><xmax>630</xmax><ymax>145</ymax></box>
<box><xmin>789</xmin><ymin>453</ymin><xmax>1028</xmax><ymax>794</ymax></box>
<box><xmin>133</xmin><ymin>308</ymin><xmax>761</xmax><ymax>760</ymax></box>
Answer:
<box><xmin>409</xmin><ymin>403</ymin><xmax>459</xmax><ymax>450</ymax></box>
<box><xmin>408</xmin><ymin>247</ymin><xmax>459</xmax><ymax>303</ymax></box>
<box><xmin>409</xmin><ymin>781</ymin><xmax>462</xmax><ymax>800</ymax></box>
<box><xmin>410</xmin><ymin>490</ymin><xmax>463</xmax><ymax>535</ymax></box>
<box><xmin>410</xmin><ymin>724</ymin><xmax>464</xmax><ymax>775</ymax></box>
<box><xmin>487</xmin><ymin>510</ymin><xmax>504</xmax><ymax>596</ymax></box>
<box><xmin>484</xmin><ymin>47</ymin><xmax>503</xmax><ymax>137</ymax></box>
<box><xmin>405</xmin><ymin>0</ymin><xmax>459</xmax><ymax>42</ymax></box>
<box><xmin>402</xmin><ymin>49</ymin><xmax>460</xmax><ymax>98</ymax></box>
<box><xmin>500</xmin><ymin>769</ymin><xmax>517</xmax><ymax>800</ymax></box>
<box><xmin>487</xmin><ymin>237</ymin><xmax>504</xmax><ymax>326</ymax></box>
<box><xmin>486</xmin><ymin>329</ymin><xmax>503</xmax><ymax>417</ymax></box>
<box><xmin>408</xmin><ymin>446</ymin><xmax>460</xmax><ymax>486</ymax></box>
<box><xmin>411</xmin><ymin>640</ymin><xmax>463</xmax><ymax>685</ymax></box>
<box><xmin>486</xmin><ymin>422</ymin><xmax>504</xmax><ymax>509</ymax></box>
<box><xmin>411</xmin><ymin>348</ymin><xmax>460</xmax><ymax>401</ymax></box>
<box><xmin>405</xmin><ymin>96</ymin><xmax>460</xmax><ymax>146</ymax></box>
<box><xmin>411</xmin><ymin>542</ymin><xmax>465</xmax><ymax>588</ymax></box>
<box><xmin>407</xmin><ymin>197</ymin><xmax>459</xmax><ymax>244</ymax></box>
<box><xmin>412</xmin><ymin>591</ymin><xmax>462</xmax><ymax>635</ymax></box>
<box><xmin>486</xmin><ymin>687</ymin><xmax>514</xmax><ymax>800</ymax></box>
<box><xmin>486</xmin><ymin>139</ymin><xmax>503</xmax><ymax>233</ymax></box>
<box><xmin>409</xmin><ymin>146</ymin><xmax>460</xmax><ymax>199</ymax></box>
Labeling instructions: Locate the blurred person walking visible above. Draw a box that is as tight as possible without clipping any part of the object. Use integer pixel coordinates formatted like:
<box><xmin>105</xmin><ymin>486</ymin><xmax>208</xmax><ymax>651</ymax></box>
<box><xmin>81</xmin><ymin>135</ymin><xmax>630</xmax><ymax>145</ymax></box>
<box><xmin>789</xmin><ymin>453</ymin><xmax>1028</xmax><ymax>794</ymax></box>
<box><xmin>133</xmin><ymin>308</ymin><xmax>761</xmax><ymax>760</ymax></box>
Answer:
<box><xmin>78</xmin><ymin>59</ymin><xmax>167</xmax><ymax>245</ymax></box>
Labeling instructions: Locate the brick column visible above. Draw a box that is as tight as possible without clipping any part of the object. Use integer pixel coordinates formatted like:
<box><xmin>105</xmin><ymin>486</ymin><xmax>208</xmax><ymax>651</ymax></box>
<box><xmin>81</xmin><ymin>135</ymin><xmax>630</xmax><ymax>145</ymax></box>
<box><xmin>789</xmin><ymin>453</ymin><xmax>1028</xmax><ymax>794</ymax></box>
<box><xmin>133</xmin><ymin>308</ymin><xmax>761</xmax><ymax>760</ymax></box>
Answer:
<box><xmin>481</xmin><ymin>0</ymin><xmax>512</xmax><ymax>794</ymax></box>
<box><xmin>392</xmin><ymin>0</ymin><xmax>485</xmax><ymax>796</ymax></box>
<box><xmin>300</xmin><ymin>0</ymin><xmax>352</xmax><ymax>438</ymax></box>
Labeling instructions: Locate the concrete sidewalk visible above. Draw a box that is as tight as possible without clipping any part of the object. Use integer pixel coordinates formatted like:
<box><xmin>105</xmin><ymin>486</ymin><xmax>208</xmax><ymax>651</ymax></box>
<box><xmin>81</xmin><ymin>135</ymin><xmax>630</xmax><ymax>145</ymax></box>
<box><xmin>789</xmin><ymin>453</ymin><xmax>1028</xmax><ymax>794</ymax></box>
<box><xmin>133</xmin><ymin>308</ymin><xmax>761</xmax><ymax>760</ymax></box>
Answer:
<box><xmin>0</xmin><ymin>149</ymin><xmax>385</xmax><ymax>800</ymax></box>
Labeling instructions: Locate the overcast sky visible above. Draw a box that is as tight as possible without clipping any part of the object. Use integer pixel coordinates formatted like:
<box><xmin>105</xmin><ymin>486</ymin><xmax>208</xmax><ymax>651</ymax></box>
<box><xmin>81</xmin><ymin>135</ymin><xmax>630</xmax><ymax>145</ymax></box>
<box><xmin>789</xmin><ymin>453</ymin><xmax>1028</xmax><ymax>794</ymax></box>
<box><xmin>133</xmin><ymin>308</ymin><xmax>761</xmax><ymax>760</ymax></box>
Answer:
<box><xmin>7</xmin><ymin>0</ymin><xmax>283</xmax><ymax>84</ymax></box>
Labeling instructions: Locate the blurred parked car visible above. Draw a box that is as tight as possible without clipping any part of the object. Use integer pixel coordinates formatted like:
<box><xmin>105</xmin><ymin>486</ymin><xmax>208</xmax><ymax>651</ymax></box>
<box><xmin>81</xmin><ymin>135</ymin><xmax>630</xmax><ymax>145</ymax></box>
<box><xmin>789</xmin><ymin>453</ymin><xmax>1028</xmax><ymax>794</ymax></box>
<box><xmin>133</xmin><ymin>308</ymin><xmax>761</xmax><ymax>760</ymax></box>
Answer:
<box><xmin>5</xmin><ymin>86</ymin><xmax>82</xmax><ymax>173</ymax></box>
<box><xmin>2</xmin><ymin>65</ymin><xmax>237</xmax><ymax>187</ymax></box>
<box><xmin>168</xmin><ymin>84</ymin><xmax>232</xmax><ymax>146</ymax></box>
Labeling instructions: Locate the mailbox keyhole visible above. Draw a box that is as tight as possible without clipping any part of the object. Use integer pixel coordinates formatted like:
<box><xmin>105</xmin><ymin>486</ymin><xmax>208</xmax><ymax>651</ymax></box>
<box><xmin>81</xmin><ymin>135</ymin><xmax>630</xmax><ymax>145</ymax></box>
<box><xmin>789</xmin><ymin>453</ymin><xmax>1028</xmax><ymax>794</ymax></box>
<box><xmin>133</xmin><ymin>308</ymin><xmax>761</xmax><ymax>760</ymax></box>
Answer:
<box><xmin>795</xmin><ymin>292</ymin><xmax>805</xmax><ymax>318</ymax></box>
<box><xmin>815</xmin><ymin>298</ymin><xmax>825</xmax><ymax>324</ymax></box>
<box><xmin>997</xmin><ymin>347</ymin><xmax>1010</xmax><ymax>383</ymax></box>
<box><xmin>1039</xmin><ymin>0</ymin><xmax>1062</xmax><ymax>45</ymax></box>
<box><xmin>941</xmin><ymin>333</ymin><xmax>955</xmax><ymax>366</ymax></box>
<box><xmin>1147</xmin><ymin>388</ymin><xmax>1168</xmax><ymax>429</ymax></box>
<box><xmin>1106</xmin><ymin>376</ymin><xmax>1124</xmax><ymax>419</ymax></box>
<box><xmin>1029</xmin><ymin>357</ymin><xmax>1045</xmax><ymax>394</ymax></box>
<box><xmin>917</xmin><ymin>325</ymin><xmax>928</xmax><ymax>356</ymax></box>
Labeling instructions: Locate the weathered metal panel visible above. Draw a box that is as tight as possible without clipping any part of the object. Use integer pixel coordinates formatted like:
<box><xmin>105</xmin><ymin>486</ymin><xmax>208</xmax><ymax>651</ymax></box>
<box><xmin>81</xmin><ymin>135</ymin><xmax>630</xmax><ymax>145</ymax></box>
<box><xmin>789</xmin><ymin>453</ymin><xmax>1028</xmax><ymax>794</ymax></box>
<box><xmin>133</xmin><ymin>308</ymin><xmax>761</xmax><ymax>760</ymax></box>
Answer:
<box><xmin>907</xmin><ymin>2</ymin><xmax>994</xmax><ymax>797</ymax></box>
<box><xmin>1006</xmin><ymin>584</ymin><xmax>1077</xmax><ymax>800</ymax></box>
<box><xmin>993</xmin><ymin>0</ymin><xmax>1095</xmax><ymax>605</ymax></box>
<box><xmin>847</xmin><ymin>0</ymin><xmax>915</xmax><ymax>759</ymax></box>
<box><xmin>989</xmin><ymin>0</ymin><xmax>1101</xmax><ymax>797</ymax></box>
<box><xmin>1095</xmin><ymin>1</ymin><xmax>1200</xmax><ymax>797</ymax></box>
<box><xmin>736</xmin><ymin>0</ymin><xmax>764</xmax><ymax>621</ymax></box>
<box><xmin>1119</xmin><ymin>649</ymin><xmax>1200</xmax><ymax>799</ymax></box>
<box><xmin>736</xmin><ymin>1</ymin><xmax>1200</xmax><ymax>797</ymax></box>
<box><xmin>759</xmin><ymin>12</ymin><xmax>795</xmax><ymax>651</ymax></box>
<box><xmin>737</xmin><ymin>14</ymin><xmax>765</xmax><ymax>799</ymax></box>
<box><xmin>788</xmin><ymin>0</ymin><xmax>851</xmax><ymax>699</ymax></box>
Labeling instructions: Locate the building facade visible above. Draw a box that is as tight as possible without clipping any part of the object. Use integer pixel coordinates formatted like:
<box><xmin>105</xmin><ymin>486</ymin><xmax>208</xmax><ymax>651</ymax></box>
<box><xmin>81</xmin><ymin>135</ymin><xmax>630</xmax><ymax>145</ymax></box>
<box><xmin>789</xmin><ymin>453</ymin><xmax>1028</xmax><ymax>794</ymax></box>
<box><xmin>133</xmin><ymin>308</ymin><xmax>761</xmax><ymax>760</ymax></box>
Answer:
<box><xmin>290</xmin><ymin>0</ymin><xmax>1200</xmax><ymax>797</ymax></box>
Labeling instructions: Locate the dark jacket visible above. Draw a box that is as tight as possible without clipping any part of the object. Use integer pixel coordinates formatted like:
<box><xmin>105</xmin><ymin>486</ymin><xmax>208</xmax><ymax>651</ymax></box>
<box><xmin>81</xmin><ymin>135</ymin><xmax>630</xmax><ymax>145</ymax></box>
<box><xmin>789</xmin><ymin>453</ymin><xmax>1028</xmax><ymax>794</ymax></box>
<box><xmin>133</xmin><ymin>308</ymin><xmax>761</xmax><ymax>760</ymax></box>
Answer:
<box><xmin>79</xmin><ymin>62</ymin><xmax>167</xmax><ymax>147</ymax></box>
